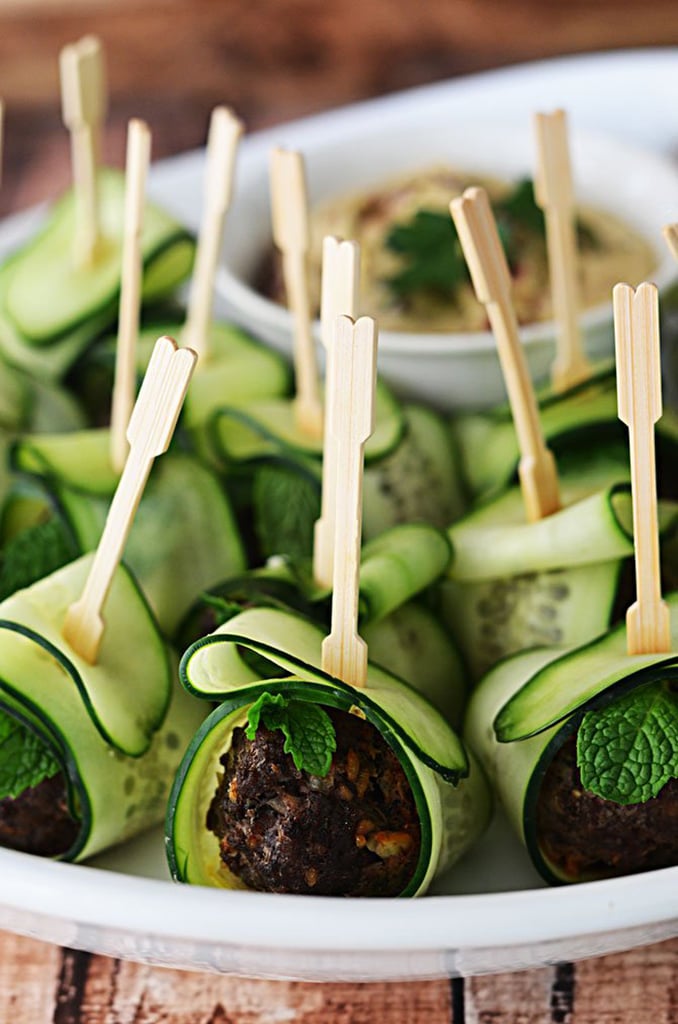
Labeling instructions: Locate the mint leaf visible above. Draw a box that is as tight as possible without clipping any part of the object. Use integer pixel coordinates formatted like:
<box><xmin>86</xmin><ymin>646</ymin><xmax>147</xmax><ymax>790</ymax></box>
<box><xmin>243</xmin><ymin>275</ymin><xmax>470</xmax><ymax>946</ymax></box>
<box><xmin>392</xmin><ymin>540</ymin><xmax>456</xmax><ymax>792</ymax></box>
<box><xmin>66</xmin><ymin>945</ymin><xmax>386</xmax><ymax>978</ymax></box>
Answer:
<box><xmin>245</xmin><ymin>692</ymin><xmax>337</xmax><ymax>777</ymax></box>
<box><xmin>0</xmin><ymin>517</ymin><xmax>77</xmax><ymax>601</ymax></box>
<box><xmin>577</xmin><ymin>682</ymin><xmax>678</xmax><ymax>805</ymax></box>
<box><xmin>253</xmin><ymin>462</ymin><xmax>320</xmax><ymax>561</ymax></box>
<box><xmin>0</xmin><ymin>708</ymin><xmax>61</xmax><ymax>800</ymax></box>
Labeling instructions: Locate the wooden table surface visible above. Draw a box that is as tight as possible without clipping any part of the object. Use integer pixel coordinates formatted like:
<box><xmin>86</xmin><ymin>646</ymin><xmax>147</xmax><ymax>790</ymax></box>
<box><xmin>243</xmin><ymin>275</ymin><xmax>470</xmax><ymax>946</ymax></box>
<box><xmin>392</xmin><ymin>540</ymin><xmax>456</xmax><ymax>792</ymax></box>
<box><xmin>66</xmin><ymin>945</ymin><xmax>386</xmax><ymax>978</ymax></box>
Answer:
<box><xmin>0</xmin><ymin>1</ymin><xmax>677</xmax><ymax>1020</ymax></box>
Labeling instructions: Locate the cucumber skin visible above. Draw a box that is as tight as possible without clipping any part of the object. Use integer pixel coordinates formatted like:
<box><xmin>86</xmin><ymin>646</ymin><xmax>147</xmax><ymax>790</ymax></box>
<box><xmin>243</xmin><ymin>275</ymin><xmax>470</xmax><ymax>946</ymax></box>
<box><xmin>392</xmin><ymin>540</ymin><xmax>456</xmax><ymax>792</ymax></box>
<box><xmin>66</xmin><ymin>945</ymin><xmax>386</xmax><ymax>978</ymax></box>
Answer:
<box><xmin>0</xmin><ymin>561</ymin><xmax>206</xmax><ymax>861</ymax></box>
<box><xmin>464</xmin><ymin>601</ymin><xmax>678</xmax><ymax>884</ymax></box>
<box><xmin>3</xmin><ymin>170</ymin><xmax>194</xmax><ymax>344</ymax></box>
<box><xmin>166</xmin><ymin>680</ymin><xmax>491</xmax><ymax>896</ymax></box>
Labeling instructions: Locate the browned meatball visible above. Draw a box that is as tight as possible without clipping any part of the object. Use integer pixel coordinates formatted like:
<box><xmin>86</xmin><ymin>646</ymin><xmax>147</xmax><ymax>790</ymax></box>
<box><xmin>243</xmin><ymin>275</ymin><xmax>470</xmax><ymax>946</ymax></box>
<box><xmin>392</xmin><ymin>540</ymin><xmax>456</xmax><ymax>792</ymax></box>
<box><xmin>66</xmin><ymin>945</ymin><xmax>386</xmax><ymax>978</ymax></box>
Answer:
<box><xmin>207</xmin><ymin>707</ymin><xmax>420</xmax><ymax>896</ymax></box>
<box><xmin>536</xmin><ymin>737</ymin><xmax>678</xmax><ymax>880</ymax></box>
<box><xmin>0</xmin><ymin>774</ymin><xmax>79</xmax><ymax>857</ymax></box>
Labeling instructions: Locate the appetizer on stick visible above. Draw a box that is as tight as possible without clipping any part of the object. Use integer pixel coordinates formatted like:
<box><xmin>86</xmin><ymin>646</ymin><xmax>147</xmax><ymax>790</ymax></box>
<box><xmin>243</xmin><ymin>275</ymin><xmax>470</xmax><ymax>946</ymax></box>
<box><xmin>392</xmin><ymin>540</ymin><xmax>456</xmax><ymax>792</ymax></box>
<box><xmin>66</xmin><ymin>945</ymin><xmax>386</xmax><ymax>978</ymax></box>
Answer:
<box><xmin>0</xmin><ymin>336</ymin><xmax>206</xmax><ymax>860</ymax></box>
<box><xmin>166</xmin><ymin>316</ymin><xmax>489</xmax><ymax>895</ymax></box>
<box><xmin>465</xmin><ymin>282</ymin><xmax>678</xmax><ymax>883</ymax></box>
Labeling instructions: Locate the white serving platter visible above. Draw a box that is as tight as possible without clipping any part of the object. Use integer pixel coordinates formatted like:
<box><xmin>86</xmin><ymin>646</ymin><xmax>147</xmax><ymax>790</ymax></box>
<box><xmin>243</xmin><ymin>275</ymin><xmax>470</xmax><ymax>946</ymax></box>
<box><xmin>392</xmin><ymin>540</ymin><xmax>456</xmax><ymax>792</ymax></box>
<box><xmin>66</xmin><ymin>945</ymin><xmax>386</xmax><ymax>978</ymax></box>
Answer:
<box><xmin>0</xmin><ymin>48</ymin><xmax>677</xmax><ymax>981</ymax></box>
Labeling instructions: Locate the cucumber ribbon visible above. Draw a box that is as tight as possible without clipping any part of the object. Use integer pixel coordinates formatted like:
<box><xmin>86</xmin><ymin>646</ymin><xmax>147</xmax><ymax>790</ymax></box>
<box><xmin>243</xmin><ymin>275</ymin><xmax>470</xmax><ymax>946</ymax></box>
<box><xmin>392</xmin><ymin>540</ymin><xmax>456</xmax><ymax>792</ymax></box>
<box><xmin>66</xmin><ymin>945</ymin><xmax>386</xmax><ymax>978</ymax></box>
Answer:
<box><xmin>465</xmin><ymin>591</ymin><xmax>678</xmax><ymax>883</ymax></box>
<box><xmin>0</xmin><ymin>554</ymin><xmax>205</xmax><ymax>861</ymax></box>
<box><xmin>441</xmin><ymin>478</ymin><xmax>678</xmax><ymax>681</ymax></box>
<box><xmin>167</xmin><ymin>606</ymin><xmax>491</xmax><ymax>895</ymax></box>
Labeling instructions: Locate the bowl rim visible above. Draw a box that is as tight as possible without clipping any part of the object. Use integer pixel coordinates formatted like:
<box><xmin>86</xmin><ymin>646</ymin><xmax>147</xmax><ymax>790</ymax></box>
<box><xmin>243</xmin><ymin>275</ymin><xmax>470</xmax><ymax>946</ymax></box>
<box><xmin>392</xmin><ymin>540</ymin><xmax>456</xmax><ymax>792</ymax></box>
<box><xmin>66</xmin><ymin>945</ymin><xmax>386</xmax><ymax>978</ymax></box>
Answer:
<box><xmin>216</xmin><ymin>116</ymin><xmax>678</xmax><ymax>357</ymax></box>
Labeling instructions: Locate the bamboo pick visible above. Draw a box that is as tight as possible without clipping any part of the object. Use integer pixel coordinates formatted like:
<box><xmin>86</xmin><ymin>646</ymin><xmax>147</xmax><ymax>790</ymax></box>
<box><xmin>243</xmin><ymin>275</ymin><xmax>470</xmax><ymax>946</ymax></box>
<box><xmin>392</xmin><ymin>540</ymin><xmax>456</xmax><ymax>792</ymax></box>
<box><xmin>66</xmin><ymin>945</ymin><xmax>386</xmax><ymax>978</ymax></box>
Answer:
<box><xmin>320</xmin><ymin>315</ymin><xmax>377</xmax><ymax>688</ymax></box>
<box><xmin>313</xmin><ymin>236</ymin><xmax>360</xmax><ymax>587</ymax></box>
<box><xmin>182</xmin><ymin>106</ymin><xmax>243</xmax><ymax>360</ymax></box>
<box><xmin>534</xmin><ymin>109</ymin><xmax>592</xmax><ymax>392</ymax></box>
<box><xmin>63</xmin><ymin>336</ymin><xmax>197</xmax><ymax>664</ymax></box>
<box><xmin>270</xmin><ymin>146</ymin><xmax>323</xmax><ymax>438</ymax></box>
<box><xmin>109</xmin><ymin>118</ymin><xmax>151</xmax><ymax>473</ymax></box>
<box><xmin>59</xmin><ymin>35</ymin><xmax>106</xmax><ymax>266</ymax></box>
<box><xmin>450</xmin><ymin>186</ymin><xmax>561</xmax><ymax>522</ymax></box>
<box><xmin>613</xmin><ymin>282</ymin><xmax>671</xmax><ymax>655</ymax></box>
<box><xmin>662</xmin><ymin>222</ymin><xmax>678</xmax><ymax>262</ymax></box>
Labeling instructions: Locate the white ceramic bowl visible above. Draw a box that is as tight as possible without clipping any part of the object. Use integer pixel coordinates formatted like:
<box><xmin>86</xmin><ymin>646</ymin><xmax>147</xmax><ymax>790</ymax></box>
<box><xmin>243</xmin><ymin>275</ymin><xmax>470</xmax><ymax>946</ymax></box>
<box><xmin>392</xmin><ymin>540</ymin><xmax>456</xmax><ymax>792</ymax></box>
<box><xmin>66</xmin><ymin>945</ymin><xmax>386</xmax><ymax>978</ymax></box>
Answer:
<box><xmin>215</xmin><ymin>112</ymin><xmax>678</xmax><ymax>411</ymax></box>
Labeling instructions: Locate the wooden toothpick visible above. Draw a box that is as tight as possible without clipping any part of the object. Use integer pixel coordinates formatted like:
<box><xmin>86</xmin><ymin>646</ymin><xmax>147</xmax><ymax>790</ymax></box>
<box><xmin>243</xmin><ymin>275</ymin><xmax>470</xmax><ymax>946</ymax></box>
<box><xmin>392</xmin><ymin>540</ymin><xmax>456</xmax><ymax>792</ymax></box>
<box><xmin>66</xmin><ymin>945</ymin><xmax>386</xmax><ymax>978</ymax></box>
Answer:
<box><xmin>614</xmin><ymin>282</ymin><xmax>671</xmax><ymax>655</ymax></box>
<box><xmin>534</xmin><ymin>109</ymin><xmax>592</xmax><ymax>392</ymax></box>
<box><xmin>314</xmin><ymin>236</ymin><xmax>360</xmax><ymax>587</ymax></box>
<box><xmin>63</xmin><ymin>336</ymin><xmax>197</xmax><ymax>664</ymax></box>
<box><xmin>182</xmin><ymin>106</ymin><xmax>244</xmax><ymax>360</ymax></box>
<box><xmin>662</xmin><ymin>223</ymin><xmax>678</xmax><ymax>263</ymax></box>
<box><xmin>320</xmin><ymin>316</ymin><xmax>377</xmax><ymax>689</ymax></box>
<box><xmin>59</xmin><ymin>35</ymin><xmax>107</xmax><ymax>266</ymax></box>
<box><xmin>110</xmin><ymin>118</ymin><xmax>152</xmax><ymax>473</ymax></box>
<box><xmin>450</xmin><ymin>186</ymin><xmax>561</xmax><ymax>522</ymax></box>
<box><xmin>270</xmin><ymin>147</ymin><xmax>323</xmax><ymax>438</ymax></box>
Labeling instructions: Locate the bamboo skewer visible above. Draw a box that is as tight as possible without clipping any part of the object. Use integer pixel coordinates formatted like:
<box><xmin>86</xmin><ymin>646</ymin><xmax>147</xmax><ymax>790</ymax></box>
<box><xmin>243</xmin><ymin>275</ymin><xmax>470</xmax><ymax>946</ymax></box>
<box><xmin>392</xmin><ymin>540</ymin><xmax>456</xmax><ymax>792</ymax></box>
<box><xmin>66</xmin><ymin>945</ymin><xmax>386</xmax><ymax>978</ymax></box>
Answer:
<box><xmin>662</xmin><ymin>222</ymin><xmax>678</xmax><ymax>262</ymax></box>
<box><xmin>270</xmin><ymin>147</ymin><xmax>323</xmax><ymax>438</ymax></box>
<box><xmin>534</xmin><ymin>109</ymin><xmax>592</xmax><ymax>392</ymax></box>
<box><xmin>109</xmin><ymin>119</ymin><xmax>151</xmax><ymax>473</ymax></box>
<box><xmin>314</xmin><ymin>236</ymin><xmax>360</xmax><ymax>587</ymax></box>
<box><xmin>182</xmin><ymin>106</ymin><xmax>243</xmax><ymax>360</ymax></box>
<box><xmin>59</xmin><ymin>35</ymin><xmax>106</xmax><ymax>266</ymax></box>
<box><xmin>63</xmin><ymin>336</ymin><xmax>197</xmax><ymax>664</ymax></box>
<box><xmin>321</xmin><ymin>315</ymin><xmax>378</xmax><ymax>689</ymax></box>
<box><xmin>450</xmin><ymin>186</ymin><xmax>561</xmax><ymax>522</ymax></box>
<box><xmin>613</xmin><ymin>282</ymin><xmax>671</xmax><ymax>655</ymax></box>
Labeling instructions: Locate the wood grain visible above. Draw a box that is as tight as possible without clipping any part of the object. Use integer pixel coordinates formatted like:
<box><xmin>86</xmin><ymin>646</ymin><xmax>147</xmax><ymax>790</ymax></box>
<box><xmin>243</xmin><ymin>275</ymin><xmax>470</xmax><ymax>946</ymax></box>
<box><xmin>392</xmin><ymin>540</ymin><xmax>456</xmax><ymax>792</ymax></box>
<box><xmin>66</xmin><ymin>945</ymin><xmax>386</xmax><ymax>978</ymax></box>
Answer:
<box><xmin>0</xmin><ymin>934</ymin><xmax>676</xmax><ymax>1022</ymax></box>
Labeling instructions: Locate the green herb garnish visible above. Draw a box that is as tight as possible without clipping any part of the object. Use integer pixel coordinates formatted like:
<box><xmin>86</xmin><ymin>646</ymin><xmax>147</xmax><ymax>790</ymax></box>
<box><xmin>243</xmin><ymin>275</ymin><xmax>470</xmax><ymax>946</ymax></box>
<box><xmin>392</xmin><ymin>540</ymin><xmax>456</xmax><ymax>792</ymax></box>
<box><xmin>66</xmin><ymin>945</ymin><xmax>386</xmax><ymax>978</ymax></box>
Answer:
<box><xmin>245</xmin><ymin>691</ymin><xmax>337</xmax><ymax>777</ymax></box>
<box><xmin>0</xmin><ymin>517</ymin><xmax>78</xmax><ymax>602</ymax></box>
<box><xmin>385</xmin><ymin>210</ymin><xmax>469</xmax><ymax>300</ymax></box>
<box><xmin>253</xmin><ymin>461</ymin><xmax>320</xmax><ymax>561</ymax></box>
<box><xmin>577</xmin><ymin>682</ymin><xmax>678</xmax><ymax>805</ymax></box>
<box><xmin>384</xmin><ymin>177</ymin><xmax>600</xmax><ymax>303</ymax></box>
<box><xmin>0</xmin><ymin>708</ymin><xmax>61</xmax><ymax>800</ymax></box>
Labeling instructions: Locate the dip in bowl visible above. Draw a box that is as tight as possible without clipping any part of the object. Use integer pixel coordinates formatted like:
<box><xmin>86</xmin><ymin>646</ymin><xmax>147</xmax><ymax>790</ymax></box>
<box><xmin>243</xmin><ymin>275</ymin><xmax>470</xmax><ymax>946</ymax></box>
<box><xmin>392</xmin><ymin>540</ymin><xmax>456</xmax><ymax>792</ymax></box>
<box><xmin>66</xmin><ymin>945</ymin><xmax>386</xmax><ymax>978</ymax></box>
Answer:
<box><xmin>215</xmin><ymin>111</ymin><xmax>678</xmax><ymax>410</ymax></box>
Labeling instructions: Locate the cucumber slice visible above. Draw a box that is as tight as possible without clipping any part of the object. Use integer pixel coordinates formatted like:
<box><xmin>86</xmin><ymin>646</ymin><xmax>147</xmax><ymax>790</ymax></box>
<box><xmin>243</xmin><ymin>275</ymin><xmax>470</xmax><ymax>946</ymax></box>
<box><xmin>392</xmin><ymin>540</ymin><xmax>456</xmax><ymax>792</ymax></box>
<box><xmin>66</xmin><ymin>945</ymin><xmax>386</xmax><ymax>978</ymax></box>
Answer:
<box><xmin>0</xmin><ymin>632</ymin><xmax>205</xmax><ymax>861</ymax></box>
<box><xmin>362</xmin><ymin>601</ymin><xmax>467</xmax><ymax>729</ymax></box>
<box><xmin>11</xmin><ymin>440</ymin><xmax>246</xmax><ymax>638</ymax></box>
<box><xmin>358</xmin><ymin>523</ymin><xmax>452</xmax><ymax>622</ymax></box>
<box><xmin>494</xmin><ymin>590</ymin><xmax>678</xmax><ymax>742</ymax></box>
<box><xmin>57</xmin><ymin>452</ymin><xmax>247</xmax><ymax>636</ymax></box>
<box><xmin>181</xmin><ymin>606</ymin><xmax>468</xmax><ymax>778</ymax></box>
<box><xmin>168</xmin><ymin>607</ymin><xmax>491</xmax><ymax>894</ymax></box>
<box><xmin>465</xmin><ymin>595</ymin><xmax>678</xmax><ymax>883</ymax></box>
<box><xmin>0</xmin><ymin>555</ymin><xmax>169</xmax><ymax>756</ymax></box>
<box><xmin>3</xmin><ymin>169</ymin><xmax>194</xmax><ymax>344</ymax></box>
<box><xmin>209</xmin><ymin>379</ymin><xmax>404</xmax><ymax>464</ymax></box>
<box><xmin>0</xmin><ymin>256</ymin><xmax>114</xmax><ymax>381</ymax></box>
<box><xmin>167</xmin><ymin>684</ymin><xmax>490</xmax><ymax>895</ymax></box>
<box><xmin>452</xmin><ymin>366</ymin><xmax>678</xmax><ymax>501</ymax></box>
<box><xmin>13</xmin><ymin>428</ymin><xmax>119</xmax><ymax>496</ymax></box>
<box><xmin>362</xmin><ymin>404</ymin><xmax>468</xmax><ymax>538</ymax></box>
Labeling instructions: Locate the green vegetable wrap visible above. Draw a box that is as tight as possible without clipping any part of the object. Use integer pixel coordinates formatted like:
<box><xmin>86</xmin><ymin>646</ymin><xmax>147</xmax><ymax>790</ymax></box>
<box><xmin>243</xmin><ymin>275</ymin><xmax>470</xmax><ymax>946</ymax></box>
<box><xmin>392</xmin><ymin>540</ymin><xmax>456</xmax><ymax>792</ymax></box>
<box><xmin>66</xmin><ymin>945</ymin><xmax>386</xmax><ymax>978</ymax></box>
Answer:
<box><xmin>441</xmin><ymin>464</ymin><xmax>678</xmax><ymax>681</ymax></box>
<box><xmin>451</xmin><ymin>364</ymin><xmax>678</xmax><ymax>503</ymax></box>
<box><xmin>465</xmin><ymin>592</ymin><xmax>678</xmax><ymax>884</ymax></box>
<box><xmin>10</xmin><ymin>436</ymin><xmax>246</xmax><ymax>636</ymax></box>
<box><xmin>0</xmin><ymin>554</ymin><xmax>206</xmax><ymax>860</ymax></box>
<box><xmin>167</xmin><ymin>606</ymin><xmax>490</xmax><ymax>896</ymax></box>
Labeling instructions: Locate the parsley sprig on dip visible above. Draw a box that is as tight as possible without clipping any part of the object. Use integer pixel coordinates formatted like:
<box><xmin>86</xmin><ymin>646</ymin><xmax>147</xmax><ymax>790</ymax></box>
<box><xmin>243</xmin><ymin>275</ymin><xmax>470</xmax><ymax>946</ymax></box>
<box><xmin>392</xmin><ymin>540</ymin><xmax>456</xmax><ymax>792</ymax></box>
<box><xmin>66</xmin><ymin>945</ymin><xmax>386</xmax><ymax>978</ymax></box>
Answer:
<box><xmin>384</xmin><ymin>178</ymin><xmax>598</xmax><ymax>305</ymax></box>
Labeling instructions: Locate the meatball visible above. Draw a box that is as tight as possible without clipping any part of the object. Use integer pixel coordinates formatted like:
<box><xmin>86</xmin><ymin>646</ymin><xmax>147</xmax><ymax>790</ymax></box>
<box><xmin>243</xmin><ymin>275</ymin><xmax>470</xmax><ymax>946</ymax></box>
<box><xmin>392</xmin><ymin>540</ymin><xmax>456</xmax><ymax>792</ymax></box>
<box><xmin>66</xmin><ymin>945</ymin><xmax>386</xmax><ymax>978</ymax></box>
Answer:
<box><xmin>0</xmin><ymin>773</ymin><xmax>79</xmax><ymax>857</ymax></box>
<box><xmin>536</xmin><ymin>737</ymin><xmax>678</xmax><ymax>880</ymax></box>
<box><xmin>207</xmin><ymin>707</ymin><xmax>421</xmax><ymax>896</ymax></box>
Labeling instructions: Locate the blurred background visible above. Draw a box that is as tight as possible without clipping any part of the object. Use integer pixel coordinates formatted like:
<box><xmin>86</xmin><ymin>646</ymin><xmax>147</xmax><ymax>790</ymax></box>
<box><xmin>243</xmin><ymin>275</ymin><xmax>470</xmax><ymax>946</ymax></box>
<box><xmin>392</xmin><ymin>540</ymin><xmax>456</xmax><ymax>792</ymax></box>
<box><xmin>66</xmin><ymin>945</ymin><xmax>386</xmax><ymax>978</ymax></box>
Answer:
<box><xmin>2</xmin><ymin>0</ymin><xmax>678</xmax><ymax>213</ymax></box>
